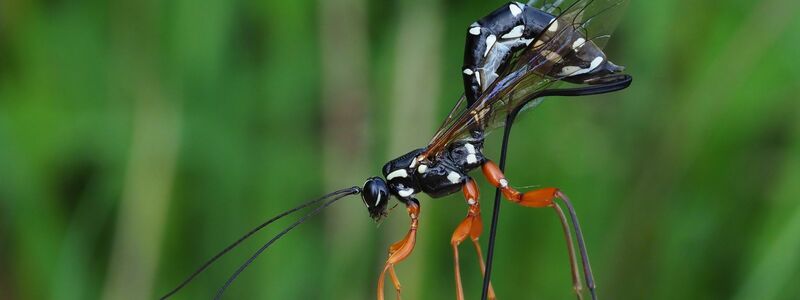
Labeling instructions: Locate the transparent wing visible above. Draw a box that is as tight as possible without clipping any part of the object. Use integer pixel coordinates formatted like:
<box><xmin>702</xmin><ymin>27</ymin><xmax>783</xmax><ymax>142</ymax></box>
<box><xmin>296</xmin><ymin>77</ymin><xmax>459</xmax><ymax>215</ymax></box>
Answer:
<box><xmin>423</xmin><ymin>0</ymin><xmax>629</xmax><ymax>158</ymax></box>
<box><xmin>428</xmin><ymin>94</ymin><xmax>468</xmax><ymax>148</ymax></box>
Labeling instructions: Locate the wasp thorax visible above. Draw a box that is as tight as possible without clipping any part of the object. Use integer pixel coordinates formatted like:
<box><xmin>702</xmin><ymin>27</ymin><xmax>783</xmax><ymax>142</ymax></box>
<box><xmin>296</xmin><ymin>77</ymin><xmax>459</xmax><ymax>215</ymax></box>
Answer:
<box><xmin>362</xmin><ymin>177</ymin><xmax>390</xmax><ymax>221</ymax></box>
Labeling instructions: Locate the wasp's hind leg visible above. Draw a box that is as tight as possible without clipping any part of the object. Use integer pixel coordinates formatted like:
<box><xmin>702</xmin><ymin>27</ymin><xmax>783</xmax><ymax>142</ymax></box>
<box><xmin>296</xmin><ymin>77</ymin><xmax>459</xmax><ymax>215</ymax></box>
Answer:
<box><xmin>378</xmin><ymin>199</ymin><xmax>420</xmax><ymax>300</ymax></box>
<box><xmin>482</xmin><ymin>160</ymin><xmax>593</xmax><ymax>300</ymax></box>
<box><xmin>451</xmin><ymin>178</ymin><xmax>497</xmax><ymax>300</ymax></box>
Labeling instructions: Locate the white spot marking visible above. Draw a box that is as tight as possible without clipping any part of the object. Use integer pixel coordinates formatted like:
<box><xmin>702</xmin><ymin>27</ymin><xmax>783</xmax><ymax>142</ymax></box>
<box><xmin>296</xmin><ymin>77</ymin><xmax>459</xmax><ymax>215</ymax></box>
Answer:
<box><xmin>559</xmin><ymin>56</ymin><xmax>604</xmax><ymax>76</ymax></box>
<box><xmin>387</xmin><ymin>169</ymin><xmax>408</xmax><ymax>180</ymax></box>
<box><xmin>469</xmin><ymin>26</ymin><xmax>482</xmax><ymax>35</ymax></box>
<box><xmin>464</xmin><ymin>143</ymin><xmax>476</xmax><ymax>154</ymax></box>
<box><xmin>374</xmin><ymin>193</ymin><xmax>382</xmax><ymax>206</ymax></box>
<box><xmin>509</xmin><ymin>3</ymin><xmax>523</xmax><ymax>17</ymax></box>
<box><xmin>463</xmin><ymin>68</ymin><xmax>474</xmax><ymax>75</ymax></box>
<box><xmin>499</xmin><ymin>179</ymin><xmax>509</xmax><ymax>188</ymax></box>
<box><xmin>572</xmin><ymin>38</ymin><xmax>586</xmax><ymax>51</ymax></box>
<box><xmin>484</xmin><ymin>34</ymin><xmax>497</xmax><ymax>57</ymax></box>
<box><xmin>466</xmin><ymin>154</ymin><xmax>478</xmax><ymax>164</ymax></box>
<box><xmin>468</xmin><ymin>198</ymin><xmax>476</xmax><ymax>205</ymax></box>
<box><xmin>501</xmin><ymin>25</ymin><xmax>525</xmax><ymax>39</ymax></box>
<box><xmin>590</xmin><ymin>56</ymin><xmax>605</xmax><ymax>70</ymax></box>
<box><xmin>362</xmin><ymin>198</ymin><xmax>369</xmax><ymax>208</ymax></box>
<box><xmin>475</xmin><ymin>71</ymin><xmax>482</xmax><ymax>86</ymax></box>
<box><xmin>398</xmin><ymin>188</ymin><xmax>415</xmax><ymax>197</ymax></box>
<box><xmin>447</xmin><ymin>172</ymin><xmax>462</xmax><ymax>184</ymax></box>
<box><xmin>417</xmin><ymin>164</ymin><xmax>428</xmax><ymax>173</ymax></box>
<box><xmin>548</xmin><ymin>18</ymin><xmax>559</xmax><ymax>32</ymax></box>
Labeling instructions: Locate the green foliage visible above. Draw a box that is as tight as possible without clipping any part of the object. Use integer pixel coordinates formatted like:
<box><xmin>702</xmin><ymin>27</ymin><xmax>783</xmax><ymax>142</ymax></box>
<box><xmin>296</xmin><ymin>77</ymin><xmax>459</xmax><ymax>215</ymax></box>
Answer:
<box><xmin>1</xmin><ymin>0</ymin><xmax>799</xmax><ymax>299</ymax></box>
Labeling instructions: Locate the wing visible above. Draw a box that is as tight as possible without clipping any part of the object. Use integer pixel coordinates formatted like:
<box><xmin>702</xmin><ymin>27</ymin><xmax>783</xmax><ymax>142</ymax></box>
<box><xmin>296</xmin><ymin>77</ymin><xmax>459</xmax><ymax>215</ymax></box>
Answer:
<box><xmin>423</xmin><ymin>0</ymin><xmax>629</xmax><ymax>158</ymax></box>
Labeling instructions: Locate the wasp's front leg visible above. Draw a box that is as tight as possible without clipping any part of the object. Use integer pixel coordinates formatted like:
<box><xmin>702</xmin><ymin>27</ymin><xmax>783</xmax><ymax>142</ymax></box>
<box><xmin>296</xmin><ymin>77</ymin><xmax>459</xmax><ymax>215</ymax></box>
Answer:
<box><xmin>377</xmin><ymin>199</ymin><xmax>420</xmax><ymax>300</ymax></box>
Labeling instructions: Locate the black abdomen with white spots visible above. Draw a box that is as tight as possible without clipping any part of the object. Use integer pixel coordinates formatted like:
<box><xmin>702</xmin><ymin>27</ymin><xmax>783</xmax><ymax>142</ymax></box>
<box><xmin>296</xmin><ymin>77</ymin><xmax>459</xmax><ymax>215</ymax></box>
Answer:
<box><xmin>462</xmin><ymin>2</ymin><xmax>623</xmax><ymax>106</ymax></box>
<box><xmin>463</xmin><ymin>2</ymin><xmax>552</xmax><ymax>106</ymax></box>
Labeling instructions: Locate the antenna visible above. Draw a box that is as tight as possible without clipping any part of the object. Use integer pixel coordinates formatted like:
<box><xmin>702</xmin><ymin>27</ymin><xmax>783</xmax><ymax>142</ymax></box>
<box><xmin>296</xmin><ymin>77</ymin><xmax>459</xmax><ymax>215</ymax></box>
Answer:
<box><xmin>161</xmin><ymin>187</ymin><xmax>360</xmax><ymax>299</ymax></box>
<box><xmin>214</xmin><ymin>187</ymin><xmax>360</xmax><ymax>299</ymax></box>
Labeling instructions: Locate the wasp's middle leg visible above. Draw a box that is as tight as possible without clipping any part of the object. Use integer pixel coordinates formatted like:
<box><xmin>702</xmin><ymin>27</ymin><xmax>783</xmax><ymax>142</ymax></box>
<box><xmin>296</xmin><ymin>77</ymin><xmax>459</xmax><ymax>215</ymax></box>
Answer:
<box><xmin>451</xmin><ymin>178</ymin><xmax>496</xmax><ymax>300</ymax></box>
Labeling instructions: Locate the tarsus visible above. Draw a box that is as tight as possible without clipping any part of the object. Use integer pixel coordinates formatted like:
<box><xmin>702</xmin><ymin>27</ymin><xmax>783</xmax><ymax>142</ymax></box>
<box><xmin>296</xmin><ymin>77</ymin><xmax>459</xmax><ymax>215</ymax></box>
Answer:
<box><xmin>557</xmin><ymin>191</ymin><xmax>596</xmax><ymax>299</ymax></box>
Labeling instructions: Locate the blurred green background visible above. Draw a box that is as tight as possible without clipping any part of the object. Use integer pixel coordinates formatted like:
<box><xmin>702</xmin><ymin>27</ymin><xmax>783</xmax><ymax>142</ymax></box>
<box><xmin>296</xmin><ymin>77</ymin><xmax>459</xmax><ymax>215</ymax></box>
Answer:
<box><xmin>2</xmin><ymin>0</ymin><xmax>800</xmax><ymax>299</ymax></box>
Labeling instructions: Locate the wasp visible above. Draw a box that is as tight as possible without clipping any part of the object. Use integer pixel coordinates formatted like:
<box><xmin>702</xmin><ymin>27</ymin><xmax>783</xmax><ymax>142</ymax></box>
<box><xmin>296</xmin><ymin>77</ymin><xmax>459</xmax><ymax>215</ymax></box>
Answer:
<box><xmin>162</xmin><ymin>1</ymin><xmax>631</xmax><ymax>299</ymax></box>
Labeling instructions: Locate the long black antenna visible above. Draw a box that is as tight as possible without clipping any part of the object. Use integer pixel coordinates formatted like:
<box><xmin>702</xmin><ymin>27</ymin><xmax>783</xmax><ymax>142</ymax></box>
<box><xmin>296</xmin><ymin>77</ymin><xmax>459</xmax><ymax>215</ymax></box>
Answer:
<box><xmin>160</xmin><ymin>187</ymin><xmax>360</xmax><ymax>300</ymax></box>
<box><xmin>480</xmin><ymin>75</ymin><xmax>632</xmax><ymax>300</ymax></box>
<box><xmin>214</xmin><ymin>187</ymin><xmax>360</xmax><ymax>299</ymax></box>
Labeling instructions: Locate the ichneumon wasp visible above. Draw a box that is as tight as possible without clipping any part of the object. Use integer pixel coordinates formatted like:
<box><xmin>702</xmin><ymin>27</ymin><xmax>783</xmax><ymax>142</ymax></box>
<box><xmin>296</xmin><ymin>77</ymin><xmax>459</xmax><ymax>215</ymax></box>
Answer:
<box><xmin>161</xmin><ymin>0</ymin><xmax>632</xmax><ymax>299</ymax></box>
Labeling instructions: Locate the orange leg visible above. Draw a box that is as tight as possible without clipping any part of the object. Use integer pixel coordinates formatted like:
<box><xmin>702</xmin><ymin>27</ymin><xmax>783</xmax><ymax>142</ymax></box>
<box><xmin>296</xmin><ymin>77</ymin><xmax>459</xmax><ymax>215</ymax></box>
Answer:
<box><xmin>388</xmin><ymin>266</ymin><xmax>402</xmax><ymax>300</ymax></box>
<box><xmin>378</xmin><ymin>202</ymin><xmax>420</xmax><ymax>300</ymax></box>
<box><xmin>451</xmin><ymin>179</ymin><xmax>496</xmax><ymax>300</ymax></box>
<box><xmin>482</xmin><ymin>161</ymin><xmax>589</xmax><ymax>300</ymax></box>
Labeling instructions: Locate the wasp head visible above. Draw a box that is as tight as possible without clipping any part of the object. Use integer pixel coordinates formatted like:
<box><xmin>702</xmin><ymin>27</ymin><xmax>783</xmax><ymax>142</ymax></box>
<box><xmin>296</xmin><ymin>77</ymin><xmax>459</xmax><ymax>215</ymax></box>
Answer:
<box><xmin>362</xmin><ymin>177</ymin><xmax>390</xmax><ymax>221</ymax></box>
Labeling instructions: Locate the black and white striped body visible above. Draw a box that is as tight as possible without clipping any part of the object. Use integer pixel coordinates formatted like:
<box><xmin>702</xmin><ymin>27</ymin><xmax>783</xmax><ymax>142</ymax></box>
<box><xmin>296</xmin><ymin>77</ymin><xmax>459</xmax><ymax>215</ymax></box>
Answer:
<box><xmin>462</xmin><ymin>2</ymin><xmax>553</xmax><ymax>106</ymax></box>
<box><xmin>354</xmin><ymin>3</ymin><xmax>631</xmax><ymax>300</ymax></box>
<box><xmin>362</xmin><ymin>2</ymin><xmax>624</xmax><ymax>219</ymax></box>
<box><xmin>462</xmin><ymin>2</ymin><xmax>623</xmax><ymax>106</ymax></box>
